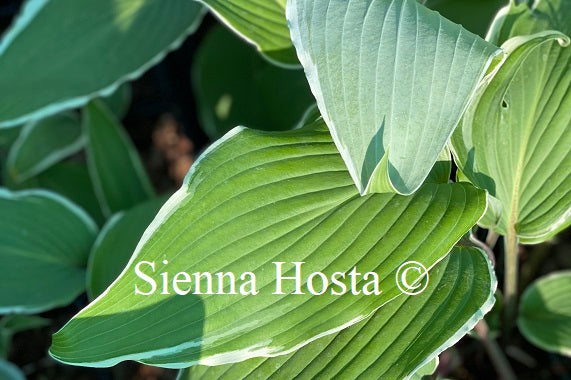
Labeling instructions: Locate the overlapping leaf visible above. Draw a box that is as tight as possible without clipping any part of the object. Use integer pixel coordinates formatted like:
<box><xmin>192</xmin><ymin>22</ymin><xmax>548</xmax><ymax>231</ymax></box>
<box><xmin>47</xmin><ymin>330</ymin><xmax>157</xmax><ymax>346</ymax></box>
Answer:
<box><xmin>6</xmin><ymin>112</ymin><xmax>83</xmax><ymax>183</ymax></box>
<box><xmin>0</xmin><ymin>189</ymin><xmax>97</xmax><ymax>313</ymax></box>
<box><xmin>192</xmin><ymin>25</ymin><xmax>313</xmax><ymax>139</ymax></box>
<box><xmin>518</xmin><ymin>271</ymin><xmax>571</xmax><ymax>357</ymax></box>
<box><xmin>87</xmin><ymin>195</ymin><xmax>169</xmax><ymax>299</ymax></box>
<box><xmin>179</xmin><ymin>246</ymin><xmax>495</xmax><ymax>380</ymax></box>
<box><xmin>84</xmin><ymin>100</ymin><xmax>154</xmax><ymax>216</ymax></box>
<box><xmin>50</xmin><ymin>120</ymin><xmax>485</xmax><ymax>368</ymax></box>
<box><xmin>0</xmin><ymin>0</ymin><xmax>204</xmax><ymax>128</ymax></box>
<box><xmin>287</xmin><ymin>0</ymin><xmax>501</xmax><ymax>195</ymax></box>
<box><xmin>451</xmin><ymin>26</ymin><xmax>571</xmax><ymax>243</ymax></box>
<box><xmin>197</xmin><ymin>0</ymin><xmax>297</xmax><ymax>66</ymax></box>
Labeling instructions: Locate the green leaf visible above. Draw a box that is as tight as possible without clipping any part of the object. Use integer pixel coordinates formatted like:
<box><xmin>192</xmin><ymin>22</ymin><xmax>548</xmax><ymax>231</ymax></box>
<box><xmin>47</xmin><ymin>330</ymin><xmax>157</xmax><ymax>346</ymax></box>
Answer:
<box><xmin>410</xmin><ymin>357</ymin><xmax>438</xmax><ymax>380</ymax></box>
<box><xmin>287</xmin><ymin>0</ymin><xmax>502</xmax><ymax>195</ymax></box>
<box><xmin>450</xmin><ymin>30</ymin><xmax>571</xmax><ymax>243</ymax></box>
<box><xmin>101</xmin><ymin>82</ymin><xmax>132</xmax><ymax>120</ymax></box>
<box><xmin>6</xmin><ymin>112</ymin><xmax>83</xmax><ymax>183</ymax></box>
<box><xmin>198</xmin><ymin>0</ymin><xmax>297</xmax><ymax>67</ymax></box>
<box><xmin>0</xmin><ymin>360</ymin><xmax>24</xmax><ymax>380</ymax></box>
<box><xmin>192</xmin><ymin>25</ymin><xmax>314</xmax><ymax>140</ymax></box>
<box><xmin>84</xmin><ymin>100</ymin><xmax>154</xmax><ymax>216</ymax></box>
<box><xmin>518</xmin><ymin>271</ymin><xmax>571</xmax><ymax>357</ymax></box>
<box><xmin>178</xmin><ymin>246</ymin><xmax>494</xmax><ymax>379</ymax></box>
<box><xmin>0</xmin><ymin>0</ymin><xmax>204</xmax><ymax>128</ymax></box>
<box><xmin>87</xmin><ymin>195</ymin><xmax>170</xmax><ymax>300</ymax></box>
<box><xmin>49</xmin><ymin>120</ymin><xmax>485</xmax><ymax>368</ymax></box>
<box><xmin>0</xmin><ymin>189</ymin><xmax>97</xmax><ymax>313</ymax></box>
<box><xmin>6</xmin><ymin>161</ymin><xmax>106</xmax><ymax>226</ymax></box>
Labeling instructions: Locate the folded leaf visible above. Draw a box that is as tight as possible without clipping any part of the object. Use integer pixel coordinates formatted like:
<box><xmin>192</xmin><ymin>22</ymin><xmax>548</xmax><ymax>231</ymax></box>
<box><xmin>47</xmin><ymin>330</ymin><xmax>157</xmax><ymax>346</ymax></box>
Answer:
<box><xmin>84</xmin><ymin>100</ymin><xmax>155</xmax><ymax>216</ymax></box>
<box><xmin>0</xmin><ymin>0</ymin><xmax>204</xmax><ymax>128</ymax></box>
<box><xmin>179</xmin><ymin>246</ymin><xmax>495</xmax><ymax>379</ymax></box>
<box><xmin>192</xmin><ymin>25</ymin><xmax>313</xmax><ymax>139</ymax></box>
<box><xmin>287</xmin><ymin>0</ymin><xmax>502</xmax><ymax>195</ymax></box>
<box><xmin>6</xmin><ymin>112</ymin><xmax>83</xmax><ymax>183</ymax></box>
<box><xmin>87</xmin><ymin>195</ymin><xmax>170</xmax><ymax>299</ymax></box>
<box><xmin>198</xmin><ymin>0</ymin><xmax>297</xmax><ymax>67</ymax></box>
<box><xmin>0</xmin><ymin>189</ymin><xmax>97</xmax><ymax>313</ymax></box>
<box><xmin>518</xmin><ymin>271</ymin><xmax>571</xmax><ymax>357</ymax></box>
<box><xmin>50</xmin><ymin>120</ymin><xmax>485</xmax><ymax>368</ymax></box>
<box><xmin>451</xmin><ymin>30</ymin><xmax>571</xmax><ymax>243</ymax></box>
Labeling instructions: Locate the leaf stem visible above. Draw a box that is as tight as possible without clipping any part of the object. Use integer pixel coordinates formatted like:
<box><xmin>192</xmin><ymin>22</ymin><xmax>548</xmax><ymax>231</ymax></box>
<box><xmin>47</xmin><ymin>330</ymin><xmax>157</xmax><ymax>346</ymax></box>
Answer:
<box><xmin>503</xmin><ymin>225</ymin><xmax>519</xmax><ymax>336</ymax></box>
<box><xmin>475</xmin><ymin>320</ymin><xmax>517</xmax><ymax>380</ymax></box>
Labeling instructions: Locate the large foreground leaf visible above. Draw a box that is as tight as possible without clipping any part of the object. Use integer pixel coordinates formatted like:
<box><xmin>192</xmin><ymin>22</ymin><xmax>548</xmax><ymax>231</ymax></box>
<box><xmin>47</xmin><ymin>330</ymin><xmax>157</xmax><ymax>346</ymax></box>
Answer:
<box><xmin>6</xmin><ymin>112</ymin><xmax>83</xmax><ymax>183</ymax></box>
<box><xmin>179</xmin><ymin>245</ymin><xmax>496</xmax><ymax>379</ymax></box>
<box><xmin>451</xmin><ymin>30</ymin><xmax>571</xmax><ymax>243</ymax></box>
<box><xmin>0</xmin><ymin>189</ymin><xmax>97</xmax><ymax>313</ymax></box>
<box><xmin>518</xmin><ymin>271</ymin><xmax>571</xmax><ymax>357</ymax></box>
<box><xmin>198</xmin><ymin>0</ymin><xmax>297</xmax><ymax>66</ymax></box>
<box><xmin>50</xmin><ymin>120</ymin><xmax>485</xmax><ymax>368</ymax></box>
<box><xmin>192</xmin><ymin>25</ymin><xmax>313</xmax><ymax>139</ymax></box>
<box><xmin>84</xmin><ymin>100</ymin><xmax>154</xmax><ymax>216</ymax></box>
<box><xmin>287</xmin><ymin>0</ymin><xmax>501</xmax><ymax>195</ymax></box>
<box><xmin>0</xmin><ymin>0</ymin><xmax>204</xmax><ymax>128</ymax></box>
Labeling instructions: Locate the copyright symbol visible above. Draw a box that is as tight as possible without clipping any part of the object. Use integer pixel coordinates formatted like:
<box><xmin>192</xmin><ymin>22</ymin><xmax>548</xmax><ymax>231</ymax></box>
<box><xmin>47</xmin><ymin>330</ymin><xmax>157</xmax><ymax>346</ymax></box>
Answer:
<box><xmin>396</xmin><ymin>261</ymin><xmax>429</xmax><ymax>295</ymax></box>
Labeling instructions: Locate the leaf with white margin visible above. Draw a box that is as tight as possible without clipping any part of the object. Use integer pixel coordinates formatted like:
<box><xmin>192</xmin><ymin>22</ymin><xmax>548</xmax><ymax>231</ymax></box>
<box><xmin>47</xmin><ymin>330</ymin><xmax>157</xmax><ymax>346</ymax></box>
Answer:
<box><xmin>518</xmin><ymin>271</ymin><xmax>571</xmax><ymax>357</ymax></box>
<box><xmin>450</xmin><ymin>30</ymin><xmax>571</xmax><ymax>244</ymax></box>
<box><xmin>49</xmin><ymin>119</ymin><xmax>485</xmax><ymax>368</ymax></box>
<box><xmin>0</xmin><ymin>0</ymin><xmax>204</xmax><ymax>128</ymax></box>
<box><xmin>84</xmin><ymin>100</ymin><xmax>155</xmax><ymax>217</ymax></box>
<box><xmin>0</xmin><ymin>189</ymin><xmax>97</xmax><ymax>313</ymax></box>
<box><xmin>198</xmin><ymin>0</ymin><xmax>297</xmax><ymax>67</ymax></box>
<box><xmin>6</xmin><ymin>112</ymin><xmax>83</xmax><ymax>183</ymax></box>
<box><xmin>287</xmin><ymin>0</ymin><xmax>502</xmax><ymax>195</ymax></box>
<box><xmin>178</xmin><ymin>246</ymin><xmax>494</xmax><ymax>380</ymax></box>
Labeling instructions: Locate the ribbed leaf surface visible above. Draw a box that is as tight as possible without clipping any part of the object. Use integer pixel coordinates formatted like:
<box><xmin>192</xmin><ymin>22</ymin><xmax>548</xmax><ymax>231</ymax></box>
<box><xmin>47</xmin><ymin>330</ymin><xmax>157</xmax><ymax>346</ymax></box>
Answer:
<box><xmin>287</xmin><ymin>0</ymin><xmax>501</xmax><ymax>195</ymax></box>
<box><xmin>198</xmin><ymin>0</ymin><xmax>297</xmax><ymax>66</ymax></box>
<box><xmin>518</xmin><ymin>271</ymin><xmax>571</xmax><ymax>357</ymax></box>
<box><xmin>179</xmin><ymin>246</ymin><xmax>496</xmax><ymax>380</ymax></box>
<box><xmin>50</xmin><ymin>120</ymin><xmax>485</xmax><ymax>368</ymax></box>
<box><xmin>451</xmin><ymin>29</ymin><xmax>571</xmax><ymax>243</ymax></box>
<box><xmin>84</xmin><ymin>100</ymin><xmax>154</xmax><ymax>217</ymax></box>
<box><xmin>6</xmin><ymin>113</ymin><xmax>83</xmax><ymax>183</ymax></box>
<box><xmin>0</xmin><ymin>189</ymin><xmax>97</xmax><ymax>313</ymax></box>
<box><xmin>0</xmin><ymin>0</ymin><xmax>204</xmax><ymax>128</ymax></box>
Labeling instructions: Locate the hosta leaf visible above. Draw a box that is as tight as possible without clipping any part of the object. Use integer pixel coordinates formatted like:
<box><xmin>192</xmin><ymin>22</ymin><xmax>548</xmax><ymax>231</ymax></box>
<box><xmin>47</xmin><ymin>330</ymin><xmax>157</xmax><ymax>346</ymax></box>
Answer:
<box><xmin>287</xmin><ymin>0</ymin><xmax>502</xmax><ymax>195</ymax></box>
<box><xmin>192</xmin><ymin>25</ymin><xmax>313</xmax><ymax>139</ymax></box>
<box><xmin>50</xmin><ymin>120</ymin><xmax>485</xmax><ymax>368</ymax></box>
<box><xmin>450</xmin><ymin>31</ymin><xmax>571</xmax><ymax>243</ymax></box>
<box><xmin>6</xmin><ymin>112</ymin><xmax>83</xmax><ymax>183</ymax></box>
<box><xmin>197</xmin><ymin>0</ymin><xmax>297</xmax><ymax>67</ymax></box>
<box><xmin>0</xmin><ymin>189</ymin><xmax>97</xmax><ymax>313</ymax></box>
<box><xmin>0</xmin><ymin>0</ymin><xmax>204</xmax><ymax>128</ymax></box>
<box><xmin>518</xmin><ymin>271</ymin><xmax>571</xmax><ymax>357</ymax></box>
<box><xmin>178</xmin><ymin>246</ymin><xmax>495</xmax><ymax>380</ymax></box>
<box><xmin>87</xmin><ymin>195</ymin><xmax>169</xmax><ymax>299</ymax></box>
<box><xmin>84</xmin><ymin>100</ymin><xmax>154</xmax><ymax>217</ymax></box>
